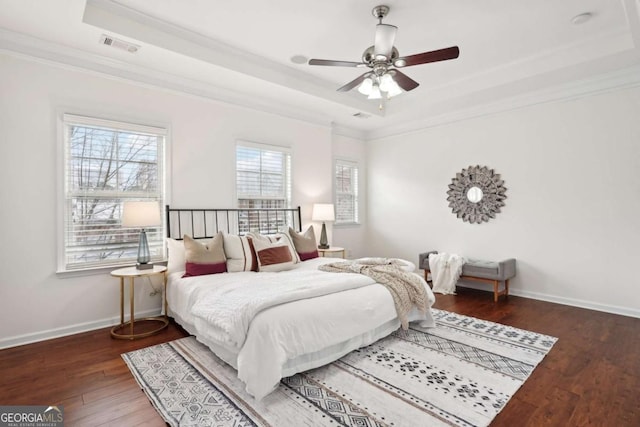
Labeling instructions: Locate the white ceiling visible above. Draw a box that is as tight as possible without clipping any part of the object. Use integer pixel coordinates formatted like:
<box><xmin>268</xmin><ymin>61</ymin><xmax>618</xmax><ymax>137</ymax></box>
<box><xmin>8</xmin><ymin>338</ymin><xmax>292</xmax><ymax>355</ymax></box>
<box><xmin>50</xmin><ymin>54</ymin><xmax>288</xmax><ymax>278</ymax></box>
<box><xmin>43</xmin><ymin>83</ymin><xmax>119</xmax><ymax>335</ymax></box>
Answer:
<box><xmin>1</xmin><ymin>0</ymin><xmax>639</xmax><ymax>139</ymax></box>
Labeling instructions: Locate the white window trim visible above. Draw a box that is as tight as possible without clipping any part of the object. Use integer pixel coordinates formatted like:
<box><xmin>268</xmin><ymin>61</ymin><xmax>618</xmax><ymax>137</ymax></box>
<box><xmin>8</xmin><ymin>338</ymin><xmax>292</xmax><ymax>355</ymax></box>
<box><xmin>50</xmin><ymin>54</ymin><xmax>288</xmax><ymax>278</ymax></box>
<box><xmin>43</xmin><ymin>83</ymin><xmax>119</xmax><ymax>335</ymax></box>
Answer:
<box><xmin>234</xmin><ymin>139</ymin><xmax>292</xmax><ymax>208</ymax></box>
<box><xmin>56</xmin><ymin>112</ymin><xmax>169</xmax><ymax>275</ymax></box>
<box><xmin>333</xmin><ymin>158</ymin><xmax>360</xmax><ymax>226</ymax></box>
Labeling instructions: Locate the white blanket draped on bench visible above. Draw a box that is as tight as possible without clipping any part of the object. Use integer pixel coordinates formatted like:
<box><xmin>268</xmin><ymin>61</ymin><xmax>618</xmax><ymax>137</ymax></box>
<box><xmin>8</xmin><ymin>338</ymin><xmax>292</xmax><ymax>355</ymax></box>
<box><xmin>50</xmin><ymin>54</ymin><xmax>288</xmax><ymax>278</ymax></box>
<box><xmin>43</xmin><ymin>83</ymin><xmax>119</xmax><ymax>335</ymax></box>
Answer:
<box><xmin>428</xmin><ymin>252</ymin><xmax>465</xmax><ymax>294</ymax></box>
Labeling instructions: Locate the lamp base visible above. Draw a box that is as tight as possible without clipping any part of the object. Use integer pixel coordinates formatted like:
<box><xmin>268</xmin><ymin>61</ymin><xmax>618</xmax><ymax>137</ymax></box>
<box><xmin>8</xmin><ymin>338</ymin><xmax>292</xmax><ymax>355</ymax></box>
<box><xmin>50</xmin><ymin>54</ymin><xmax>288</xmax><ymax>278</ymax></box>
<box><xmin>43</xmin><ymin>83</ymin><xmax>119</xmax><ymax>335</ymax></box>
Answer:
<box><xmin>136</xmin><ymin>262</ymin><xmax>154</xmax><ymax>270</ymax></box>
<box><xmin>318</xmin><ymin>222</ymin><xmax>329</xmax><ymax>249</ymax></box>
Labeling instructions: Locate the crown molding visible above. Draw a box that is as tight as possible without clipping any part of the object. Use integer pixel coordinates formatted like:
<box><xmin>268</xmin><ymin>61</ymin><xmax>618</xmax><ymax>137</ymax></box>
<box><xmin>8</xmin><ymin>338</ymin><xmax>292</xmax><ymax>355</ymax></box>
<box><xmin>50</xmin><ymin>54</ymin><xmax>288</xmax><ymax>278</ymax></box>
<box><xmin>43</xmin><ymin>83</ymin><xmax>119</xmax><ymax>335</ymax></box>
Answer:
<box><xmin>0</xmin><ymin>28</ymin><xmax>368</xmax><ymax>132</ymax></box>
<box><xmin>82</xmin><ymin>0</ymin><xmax>381</xmax><ymax>117</ymax></box>
<box><xmin>3</xmin><ymin>25</ymin><xmax>638</xmax><ymax>143</ymax></box>
<box><xmin>331</xmin><ymin>123</ymin><xmax>367</xmax><ymax>140</ymax></box>
<box><xmin>365</xmin><ymin>62</ymin><xmax>640</xmax><ymax>141</ymax></box>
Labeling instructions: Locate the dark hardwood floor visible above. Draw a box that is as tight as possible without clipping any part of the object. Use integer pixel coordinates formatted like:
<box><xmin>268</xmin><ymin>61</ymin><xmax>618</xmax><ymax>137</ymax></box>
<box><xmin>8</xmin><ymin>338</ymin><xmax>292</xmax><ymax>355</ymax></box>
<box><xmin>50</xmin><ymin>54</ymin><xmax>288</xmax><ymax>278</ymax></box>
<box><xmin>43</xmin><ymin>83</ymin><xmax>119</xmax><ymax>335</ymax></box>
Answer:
<box><xmin>1</xmin><ymin>288</ymin><xmax>638</xmax><ymax>426</ymax></box>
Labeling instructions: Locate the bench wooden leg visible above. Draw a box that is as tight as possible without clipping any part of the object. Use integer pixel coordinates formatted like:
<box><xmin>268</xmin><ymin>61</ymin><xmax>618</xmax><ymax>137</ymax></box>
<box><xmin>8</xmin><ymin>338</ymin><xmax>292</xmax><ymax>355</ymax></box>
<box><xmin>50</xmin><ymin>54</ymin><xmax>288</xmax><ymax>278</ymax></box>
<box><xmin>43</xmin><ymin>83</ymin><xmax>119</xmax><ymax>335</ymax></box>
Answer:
<box><xmin>423</xmin><ymin>270</ymin><xmax>433</xmax><ymax>288</ymax></box>
<box><xmin>493</xmin><ymin>281</ymin><xmax>499</xmax><ymax>302</ymax></box>
<box><xmin>505</xmin><ymin>279</ymin><xmax>510</xmax><ymax>298</ymax></box>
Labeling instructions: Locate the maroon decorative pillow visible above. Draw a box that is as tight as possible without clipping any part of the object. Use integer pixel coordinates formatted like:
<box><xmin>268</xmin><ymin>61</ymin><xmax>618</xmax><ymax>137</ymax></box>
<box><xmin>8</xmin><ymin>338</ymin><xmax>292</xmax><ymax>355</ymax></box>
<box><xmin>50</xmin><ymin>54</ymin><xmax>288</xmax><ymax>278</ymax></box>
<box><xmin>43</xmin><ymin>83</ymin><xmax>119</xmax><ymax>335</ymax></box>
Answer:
<box><xmin>248</xmin><ymin>232</ymin><xmax>300</xmax><ymax>263</ymax></box>
<box><xmin>182</xmin><ymin>232</ymin><xmax>227</xmax><ymax>277</ymax></box>
<box><xmin>288</xmin><ymin>226</ymin><xmax>319</xmax><ymax>261</ymax></box>
<box><xmin>252</xmin><ymin>238</ymin><xmax>295</xmax><ymax>272</ymax></box>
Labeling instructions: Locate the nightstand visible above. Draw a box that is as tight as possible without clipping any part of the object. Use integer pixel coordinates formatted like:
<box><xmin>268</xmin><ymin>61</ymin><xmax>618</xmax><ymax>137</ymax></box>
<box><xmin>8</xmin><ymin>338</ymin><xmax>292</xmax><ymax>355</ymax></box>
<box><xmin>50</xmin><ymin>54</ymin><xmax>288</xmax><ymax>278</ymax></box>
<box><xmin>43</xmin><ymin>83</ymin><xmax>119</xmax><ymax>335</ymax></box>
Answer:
<box><xmin>110</xmin><ymin>265</ymin><xmax>168</xmax><ymax>340</ymax></box>
<box><xmin>318</xmin><ymin>246</ymin><xmax>346</xmax><ymax>258</ymax></box>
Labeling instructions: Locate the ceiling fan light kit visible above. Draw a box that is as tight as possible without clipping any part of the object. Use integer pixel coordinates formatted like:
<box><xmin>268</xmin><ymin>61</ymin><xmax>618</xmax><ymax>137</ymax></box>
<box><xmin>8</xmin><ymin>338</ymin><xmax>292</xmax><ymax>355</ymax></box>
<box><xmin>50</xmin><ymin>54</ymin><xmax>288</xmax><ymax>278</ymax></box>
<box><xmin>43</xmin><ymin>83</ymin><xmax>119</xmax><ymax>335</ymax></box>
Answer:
<box><xmin>308</xmin><ymin>5</ymin><xmax>460</xmax><ymax>100</ymax></box>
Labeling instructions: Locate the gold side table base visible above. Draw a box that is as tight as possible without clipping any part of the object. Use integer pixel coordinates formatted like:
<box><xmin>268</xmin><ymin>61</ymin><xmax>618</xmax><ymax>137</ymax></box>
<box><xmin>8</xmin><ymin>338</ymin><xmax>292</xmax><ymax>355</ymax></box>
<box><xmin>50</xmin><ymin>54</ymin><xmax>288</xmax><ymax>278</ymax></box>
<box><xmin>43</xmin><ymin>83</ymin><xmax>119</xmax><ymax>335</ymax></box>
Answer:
<box><xmin>110</xmin><ymin>265</ymin><xmax>168</xmax><ymax>340</ymax></box>
<box><xmin>110</xmin><ymin>316</ymin><xmax>169</xmax><ymax>340</ymax></box>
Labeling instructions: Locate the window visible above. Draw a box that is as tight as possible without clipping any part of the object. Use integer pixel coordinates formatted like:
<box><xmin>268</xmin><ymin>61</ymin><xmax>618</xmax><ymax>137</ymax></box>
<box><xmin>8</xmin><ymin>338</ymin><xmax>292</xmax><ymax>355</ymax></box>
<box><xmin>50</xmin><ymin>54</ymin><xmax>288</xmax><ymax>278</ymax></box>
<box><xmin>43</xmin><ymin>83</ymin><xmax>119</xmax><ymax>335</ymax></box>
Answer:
<box><xmin>335</xmin><ymin>159</ymin><xmax>359</xmax><ymax>224</ymax></box>
<box><xmin>60</xmin><ymin>114</ymin><xmax>165</xmax><ymax>271</ymax></box>
<box><xmin>236</xmin><ymin>142</ymin><xmax>291</xmax><ymax>233</ymax></box>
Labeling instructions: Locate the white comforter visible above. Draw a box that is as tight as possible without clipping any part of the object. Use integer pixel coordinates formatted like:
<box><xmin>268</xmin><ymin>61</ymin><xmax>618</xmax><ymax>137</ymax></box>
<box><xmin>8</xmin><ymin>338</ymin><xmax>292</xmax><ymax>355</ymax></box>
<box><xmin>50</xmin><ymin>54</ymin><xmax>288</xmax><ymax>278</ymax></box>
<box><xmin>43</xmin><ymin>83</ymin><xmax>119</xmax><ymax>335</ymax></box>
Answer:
<box><xmin>167</xmin><ymin>257</ymin><xmax>436</xmax><ymax>400</ymax></box>
<box><xmin>190</xmin><ymin>263</ymin><xmax>375</xmax><ymax>349</ymax></box>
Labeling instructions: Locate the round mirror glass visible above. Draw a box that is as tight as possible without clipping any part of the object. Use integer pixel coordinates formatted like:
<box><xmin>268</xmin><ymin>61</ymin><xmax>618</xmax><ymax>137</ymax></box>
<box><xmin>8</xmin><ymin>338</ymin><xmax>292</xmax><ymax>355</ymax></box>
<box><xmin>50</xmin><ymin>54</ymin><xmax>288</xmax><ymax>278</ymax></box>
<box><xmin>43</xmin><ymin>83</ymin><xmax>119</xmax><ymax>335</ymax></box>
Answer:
<box><xmin>466</xmin><ymin>186</ymin><xmax>483</xmax><ymax>203</ymax></box>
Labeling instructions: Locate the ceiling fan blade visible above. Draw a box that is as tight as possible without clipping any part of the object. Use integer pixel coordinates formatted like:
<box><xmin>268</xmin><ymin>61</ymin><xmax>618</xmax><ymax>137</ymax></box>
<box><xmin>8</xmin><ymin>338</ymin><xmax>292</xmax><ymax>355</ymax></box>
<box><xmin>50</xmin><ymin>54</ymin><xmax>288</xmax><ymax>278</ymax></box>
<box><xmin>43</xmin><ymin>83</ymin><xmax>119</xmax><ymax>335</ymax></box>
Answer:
<box><xmin>391</xmin><ymin>70</ymin><xmax>419</xmax><ymax>91</ymax></box>
<box><xmin>308</xmin><ymin>59</ymin><xmax>365</xmax><ymax>67</ymax></box>
<box><xmin>373</xmin><ymin>24</ymin><xmax>397</xmax><ymax>60</ymax></box>
<box><xmin>337</xmin><ymin>73</ymin><xmax>370</xmax><ymax>92</ymax></box>
<box><xmin>394</xmin><ymin>46</ymin><xmax>460</xmax><ymax>67</ymax></box>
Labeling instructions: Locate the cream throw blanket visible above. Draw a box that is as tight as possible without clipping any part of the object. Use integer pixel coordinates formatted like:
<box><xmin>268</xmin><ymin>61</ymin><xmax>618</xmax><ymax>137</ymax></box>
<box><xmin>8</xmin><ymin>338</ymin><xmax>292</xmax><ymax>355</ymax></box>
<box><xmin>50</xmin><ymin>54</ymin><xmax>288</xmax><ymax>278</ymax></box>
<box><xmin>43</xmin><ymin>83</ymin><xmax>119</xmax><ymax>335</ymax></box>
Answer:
<box><xmin>428</xmin><ymin>252</ymin><xmax>465</xmax><ymax>295</ymax></box>
<box><xmin>318</xmin><ymin>258</ymin><xmax>428</xmax><ymax>329</ymax></box>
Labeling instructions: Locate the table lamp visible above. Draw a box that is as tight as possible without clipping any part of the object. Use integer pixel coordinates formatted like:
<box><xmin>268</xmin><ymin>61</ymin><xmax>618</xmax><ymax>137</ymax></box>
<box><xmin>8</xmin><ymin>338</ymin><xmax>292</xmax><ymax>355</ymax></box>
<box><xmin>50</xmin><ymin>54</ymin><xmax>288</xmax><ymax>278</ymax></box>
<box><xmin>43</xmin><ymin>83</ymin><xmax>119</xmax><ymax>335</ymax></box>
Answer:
<box><xmin>122</xmin><ymin>201</ymin><xmax>161</xmax><ymax>269</ymax></box>
<box><xmin>312</xmin><ymin>203</ymin><xmax>335</xmax><ymax>249</ymax></box>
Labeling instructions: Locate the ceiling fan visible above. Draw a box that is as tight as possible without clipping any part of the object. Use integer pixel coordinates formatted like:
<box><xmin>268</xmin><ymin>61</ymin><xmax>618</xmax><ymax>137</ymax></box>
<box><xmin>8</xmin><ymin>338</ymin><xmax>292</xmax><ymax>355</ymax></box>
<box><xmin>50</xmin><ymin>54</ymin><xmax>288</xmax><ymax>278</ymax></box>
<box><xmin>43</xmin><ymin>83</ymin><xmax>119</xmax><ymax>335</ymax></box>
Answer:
<box><xmin>308</xmin><ymin>5</ymin><xmax>460</xmax><ymax>99</ymax></box>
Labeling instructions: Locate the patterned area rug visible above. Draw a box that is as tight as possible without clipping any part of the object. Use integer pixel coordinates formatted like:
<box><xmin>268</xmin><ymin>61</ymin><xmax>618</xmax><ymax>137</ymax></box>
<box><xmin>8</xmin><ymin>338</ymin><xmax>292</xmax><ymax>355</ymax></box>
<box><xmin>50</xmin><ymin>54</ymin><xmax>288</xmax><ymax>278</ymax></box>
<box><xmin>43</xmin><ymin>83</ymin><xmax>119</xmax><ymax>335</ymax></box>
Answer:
<box><xmin>122</xmin><ymin>309</ymin><xmax>556</xmax><ymax>427</ymax></box>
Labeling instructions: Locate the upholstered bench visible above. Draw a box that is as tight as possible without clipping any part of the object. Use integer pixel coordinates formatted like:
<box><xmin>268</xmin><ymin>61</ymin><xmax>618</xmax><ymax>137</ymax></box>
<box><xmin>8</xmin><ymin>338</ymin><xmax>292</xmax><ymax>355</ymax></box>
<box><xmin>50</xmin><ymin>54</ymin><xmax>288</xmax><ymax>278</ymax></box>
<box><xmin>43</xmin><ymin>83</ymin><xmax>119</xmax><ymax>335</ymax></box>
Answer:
<box><xmin>418</xmin><ymin>251</ymin><xmax>516</xmax><ymax>302</ymax></box>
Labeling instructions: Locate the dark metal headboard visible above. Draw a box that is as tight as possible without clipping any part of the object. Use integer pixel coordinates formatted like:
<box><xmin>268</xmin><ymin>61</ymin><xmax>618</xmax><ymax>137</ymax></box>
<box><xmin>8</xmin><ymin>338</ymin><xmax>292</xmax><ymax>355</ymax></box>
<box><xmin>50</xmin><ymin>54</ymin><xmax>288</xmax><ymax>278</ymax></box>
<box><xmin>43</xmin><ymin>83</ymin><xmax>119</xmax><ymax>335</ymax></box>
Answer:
<box><xmin>166</xmin><ymin>205</ymin><xmax>302</xmax><ymax>240</ymax></box>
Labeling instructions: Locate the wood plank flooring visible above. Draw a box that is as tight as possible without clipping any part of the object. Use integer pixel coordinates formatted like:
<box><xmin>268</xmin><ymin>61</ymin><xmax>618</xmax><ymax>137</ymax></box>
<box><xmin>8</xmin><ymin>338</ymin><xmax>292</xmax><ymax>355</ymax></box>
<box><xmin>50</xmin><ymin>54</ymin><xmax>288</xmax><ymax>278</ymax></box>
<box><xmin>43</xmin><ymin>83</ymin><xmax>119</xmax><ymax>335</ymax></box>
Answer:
<box><xmin>0</xmin><ymin>287</ymin><xmax>638</xmax><ymax>426</ymax></box>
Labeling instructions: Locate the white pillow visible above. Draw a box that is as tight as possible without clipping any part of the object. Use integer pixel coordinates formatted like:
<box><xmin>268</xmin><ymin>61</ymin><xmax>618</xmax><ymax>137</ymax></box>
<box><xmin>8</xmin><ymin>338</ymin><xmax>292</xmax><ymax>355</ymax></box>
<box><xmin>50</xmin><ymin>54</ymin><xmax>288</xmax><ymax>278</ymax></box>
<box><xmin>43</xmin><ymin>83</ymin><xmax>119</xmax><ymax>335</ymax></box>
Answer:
<box><xmin>166</xmin><ymin>238</ymin><xmax>186</xmax><ymax>273</ymax></box>
<box><xmin>223</xmin><ymin>233</ymin><xmax>256</xmax><ymax>272</ymax></box>
<box><xmin>252</xmin><ymin>238</ymin><xmax>295</xmax><ymax>272</ymax></box>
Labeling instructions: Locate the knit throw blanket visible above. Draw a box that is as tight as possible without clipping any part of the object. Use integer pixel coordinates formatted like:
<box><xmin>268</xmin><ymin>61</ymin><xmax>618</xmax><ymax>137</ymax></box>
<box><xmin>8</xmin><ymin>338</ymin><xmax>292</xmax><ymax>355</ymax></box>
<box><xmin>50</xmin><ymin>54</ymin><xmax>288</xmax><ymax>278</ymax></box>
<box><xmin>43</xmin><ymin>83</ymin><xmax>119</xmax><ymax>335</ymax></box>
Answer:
<box><xmin>318</xmin><ymin>259</ymin><xmax>428</xmax><ymax>329</ymax></box>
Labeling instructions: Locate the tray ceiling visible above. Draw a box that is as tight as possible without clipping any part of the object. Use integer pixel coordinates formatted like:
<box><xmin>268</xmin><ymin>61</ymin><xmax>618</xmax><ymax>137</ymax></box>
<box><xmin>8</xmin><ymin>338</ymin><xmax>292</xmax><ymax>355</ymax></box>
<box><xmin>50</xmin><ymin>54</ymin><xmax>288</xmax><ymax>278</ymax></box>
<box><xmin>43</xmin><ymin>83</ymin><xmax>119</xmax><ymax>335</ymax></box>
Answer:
<box><xmin>1</xmin><ymin>0</ymin><xmax>639</xmax><ymax>138</ymax></box>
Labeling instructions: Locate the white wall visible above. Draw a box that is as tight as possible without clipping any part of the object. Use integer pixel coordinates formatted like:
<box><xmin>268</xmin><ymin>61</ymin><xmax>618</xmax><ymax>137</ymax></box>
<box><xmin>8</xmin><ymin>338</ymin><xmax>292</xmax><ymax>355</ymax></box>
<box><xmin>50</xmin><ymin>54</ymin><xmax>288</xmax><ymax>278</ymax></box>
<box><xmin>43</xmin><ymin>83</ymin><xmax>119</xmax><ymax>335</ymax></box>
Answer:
<box><xmin>332</xmin><ymin>132</ymin><xmax>367</xmax><ymax>258</ymax></box>
<box><xmin>0</xmin><ymin>54</ymin><xmax>345</xmax><ymax>347</ymax></box>
<box><xmin>367</xmin><ymin>87</ymin><xmax>640</xmax><ymax>317</ymax></box>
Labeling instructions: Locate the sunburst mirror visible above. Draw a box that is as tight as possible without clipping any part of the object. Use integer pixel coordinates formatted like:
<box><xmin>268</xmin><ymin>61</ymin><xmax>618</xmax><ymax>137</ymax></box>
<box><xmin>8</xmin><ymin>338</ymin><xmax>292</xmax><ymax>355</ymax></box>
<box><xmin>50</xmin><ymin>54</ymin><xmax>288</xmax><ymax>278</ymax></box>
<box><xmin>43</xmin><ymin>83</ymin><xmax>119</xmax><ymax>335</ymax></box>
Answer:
<box><xmin>446</xmin><ymin>165</ymin><xmax>507</xmax><ymax>224</ymax></box>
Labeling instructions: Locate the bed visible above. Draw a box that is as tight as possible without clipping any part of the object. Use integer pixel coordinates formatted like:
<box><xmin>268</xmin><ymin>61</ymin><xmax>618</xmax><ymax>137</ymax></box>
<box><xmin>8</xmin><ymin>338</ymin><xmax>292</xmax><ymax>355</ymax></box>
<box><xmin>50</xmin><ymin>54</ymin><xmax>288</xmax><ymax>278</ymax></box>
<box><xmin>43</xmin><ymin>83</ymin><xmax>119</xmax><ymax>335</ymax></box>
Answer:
<box><xmin>164</xmin><ymin>205</ymin><xmax>436</xmax><ymax>400</ymax></box>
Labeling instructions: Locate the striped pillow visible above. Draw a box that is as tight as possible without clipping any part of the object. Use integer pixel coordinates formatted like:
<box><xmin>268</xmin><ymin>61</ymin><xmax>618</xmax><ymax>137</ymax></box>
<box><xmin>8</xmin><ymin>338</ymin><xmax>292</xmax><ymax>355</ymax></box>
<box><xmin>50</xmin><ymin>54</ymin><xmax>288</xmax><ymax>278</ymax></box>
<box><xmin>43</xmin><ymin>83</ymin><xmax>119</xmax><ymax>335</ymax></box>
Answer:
<box><xmin>288</xmin><ymin>226</ymin><xmax>319</xmax><ymax>261</ymax></box>
<box><xmin>182</xmin><ymin>232</ymin><xmax>227</xmax><ymax>277</ymax></box>
<box><xmin>252</xmin><ymin>238</ymin><xmax>295</xmax><ymax>272</ymax></box>
<box><xmin>223</xmin><ymin>233</ymin><xmax>257</xmax><ymax>272</ymax></box>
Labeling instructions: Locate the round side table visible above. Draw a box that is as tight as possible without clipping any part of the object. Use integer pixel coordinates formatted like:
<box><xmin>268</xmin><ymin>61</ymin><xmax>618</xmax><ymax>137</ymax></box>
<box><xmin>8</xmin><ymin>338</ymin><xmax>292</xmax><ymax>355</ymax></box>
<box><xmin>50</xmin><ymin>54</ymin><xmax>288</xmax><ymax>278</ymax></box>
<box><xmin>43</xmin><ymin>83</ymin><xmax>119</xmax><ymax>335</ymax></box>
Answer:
<box><xmin>110</xmin><ymin>265</ymin><xmax>168</xmax><ymax>340</ymax></box>
<box><xmin>318</xmin><ymin>246</ymin><xmax>346</xmax><ymax>259</ymax></box>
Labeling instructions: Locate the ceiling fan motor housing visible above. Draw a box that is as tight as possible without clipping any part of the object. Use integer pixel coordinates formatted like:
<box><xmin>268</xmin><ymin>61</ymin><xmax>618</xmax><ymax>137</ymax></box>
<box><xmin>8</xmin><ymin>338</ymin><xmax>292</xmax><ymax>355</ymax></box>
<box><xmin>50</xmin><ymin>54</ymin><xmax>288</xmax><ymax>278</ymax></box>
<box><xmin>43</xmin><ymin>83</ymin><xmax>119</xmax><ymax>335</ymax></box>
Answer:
<box><xmin>362</xmin><ymin>46</ymin><xmax>399</xmax><ymax>65</ymax></box>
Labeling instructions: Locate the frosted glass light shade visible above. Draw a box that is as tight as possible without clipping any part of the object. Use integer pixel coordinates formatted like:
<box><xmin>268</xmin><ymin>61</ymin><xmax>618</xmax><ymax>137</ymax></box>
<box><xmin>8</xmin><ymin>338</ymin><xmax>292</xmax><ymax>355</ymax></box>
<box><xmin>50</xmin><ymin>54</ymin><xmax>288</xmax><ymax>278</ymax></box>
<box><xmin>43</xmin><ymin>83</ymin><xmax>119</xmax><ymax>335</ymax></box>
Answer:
<box><xmin>312</xmin><ymin>204</ymin><xmax>335</xmax><ymax>222</ymax></box>
<box><xmin>368</xmin><ymin>83</ymin><xmax>382</xmax><ymax>100</ymax></box>
<box><xmin>386</xmin><ymin>80</ymin><xmax>403</xmax><ymax>98</ymax></box>
<box><xmin>122</xmin><ymin>201</ymin><xmax>161</xmax><ymax>227</ymax></box>
<box><xmin>379</xmin><ymin>73</ymin><xmax>394</xmax><ymax>92</ymax></box>
<box><xmin>358</xmin><ymin>77</ymin><xmax>373</xmax><ymax>95</ymax></box>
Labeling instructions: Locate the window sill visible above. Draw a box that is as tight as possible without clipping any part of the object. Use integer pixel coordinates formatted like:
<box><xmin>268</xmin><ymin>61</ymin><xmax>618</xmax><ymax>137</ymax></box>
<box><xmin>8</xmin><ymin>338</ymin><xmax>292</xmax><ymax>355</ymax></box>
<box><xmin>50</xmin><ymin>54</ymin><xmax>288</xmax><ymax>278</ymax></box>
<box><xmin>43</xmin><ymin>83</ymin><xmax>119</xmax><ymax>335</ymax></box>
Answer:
<box><xmin>56</xmin><ymin>260</ymin><xmax>167</xmax><ymax>278</ymax></box>
<box><xmin>333</xmin><ymin>222</ymin><xmax>361</xmax><ymax>228</ymax></box>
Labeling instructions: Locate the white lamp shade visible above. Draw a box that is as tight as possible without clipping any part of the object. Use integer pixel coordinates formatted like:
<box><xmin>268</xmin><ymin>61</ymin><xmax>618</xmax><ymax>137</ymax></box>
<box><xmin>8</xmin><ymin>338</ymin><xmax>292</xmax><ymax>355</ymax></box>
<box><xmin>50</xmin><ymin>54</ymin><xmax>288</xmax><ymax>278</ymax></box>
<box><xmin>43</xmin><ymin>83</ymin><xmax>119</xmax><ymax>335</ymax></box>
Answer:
<box><xmin>312</xmin><ymin>203</ymin><xmax>335</xmax><ymax>222</ymax></box>
<box><xmin>122</xmin><ymin>201</ymin><xmax>161</xmax><ymax>227</ymax></box>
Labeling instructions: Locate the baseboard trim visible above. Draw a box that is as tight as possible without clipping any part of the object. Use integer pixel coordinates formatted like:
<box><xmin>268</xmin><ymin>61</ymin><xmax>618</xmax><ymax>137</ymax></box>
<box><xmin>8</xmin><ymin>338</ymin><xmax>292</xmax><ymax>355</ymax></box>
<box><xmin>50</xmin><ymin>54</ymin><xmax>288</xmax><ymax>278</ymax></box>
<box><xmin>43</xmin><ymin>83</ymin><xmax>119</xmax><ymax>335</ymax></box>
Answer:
<box><xmin>3</xmin><ymin>285</ymin><xmax>638</xmax><ymax>350</ymax></box>
<box><xmin>457</xmin><ymin>283</ymin><xmax>640</xmax><ymax>319</ymax></box>
<box><xmin>0</xmin><ymin>308</ymin><xmax>162</xmax><ymax>350</ymax></box>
